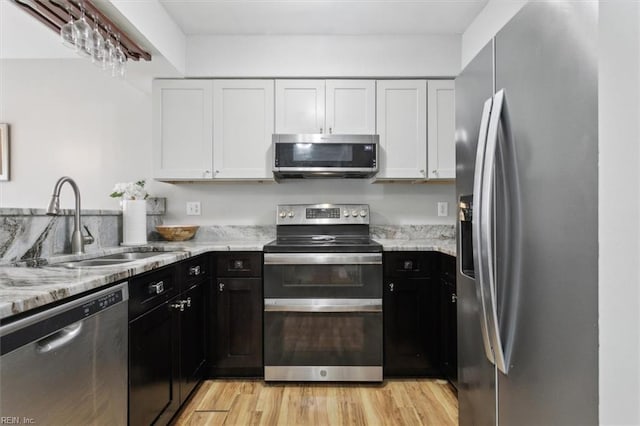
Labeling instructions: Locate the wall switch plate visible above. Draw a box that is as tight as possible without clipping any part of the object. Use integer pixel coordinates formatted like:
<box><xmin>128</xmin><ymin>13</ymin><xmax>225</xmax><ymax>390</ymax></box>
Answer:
<box><xmin>186</xmin><ymin>202</ymin><xmax>201</xmax><ymax>216</ymax></box>
<box><xmin>437</xmin><ymin>202</ymin><xmax>448</xmax><ymax>217</ymax></box>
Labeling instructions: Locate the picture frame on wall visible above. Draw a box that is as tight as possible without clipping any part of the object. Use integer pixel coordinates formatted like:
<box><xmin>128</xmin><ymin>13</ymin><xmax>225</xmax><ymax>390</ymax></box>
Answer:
<box><xmin>0</xmin><ymin>124</ymin><xmax>8</xmax><ymax>181</ymax></box>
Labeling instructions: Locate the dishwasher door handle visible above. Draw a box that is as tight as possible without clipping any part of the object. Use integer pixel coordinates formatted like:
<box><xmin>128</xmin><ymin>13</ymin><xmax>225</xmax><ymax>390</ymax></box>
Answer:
<box><xmin>36</xmin><ymin>322</ymin><xmax>83</xmax><ymax>354</ymax></box>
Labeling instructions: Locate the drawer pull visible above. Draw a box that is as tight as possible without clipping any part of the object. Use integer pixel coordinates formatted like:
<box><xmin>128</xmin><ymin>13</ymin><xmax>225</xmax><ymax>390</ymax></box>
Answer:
<box><xmin>218</xmin><ymin>282</ymin><xmax>225</xmax><ymax>292</ymax></box>
<box><xmin>189</xmin><ymin>265</ymin><xmax>201</xmax><ymax>276</ymax></box>
<box><xmin>170</xmin><ymin>301</ymin><xmax>185</xmax><ymax>312</ymax></box>
<box><xmin>149</xmin><ymin>281</ymin><xmax>164</xmax><ymax>295</ymax></box>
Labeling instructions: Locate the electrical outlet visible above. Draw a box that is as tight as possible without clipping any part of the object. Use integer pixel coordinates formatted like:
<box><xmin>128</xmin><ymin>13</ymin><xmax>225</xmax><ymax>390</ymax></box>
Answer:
<box><xmin>437</xmin><ymin>202</ymin><xmax>448</xmax><ymax>217</ymax></box>
<box><xmin>186</xmin><ymin>202</ymin><xmax>201</xmax><ymax>216</ymax></box>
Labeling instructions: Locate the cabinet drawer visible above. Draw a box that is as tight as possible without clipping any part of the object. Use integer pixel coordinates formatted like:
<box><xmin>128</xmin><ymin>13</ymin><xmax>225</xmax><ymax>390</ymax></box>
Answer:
<box><xmin>129</xmin><ymin>266</ymin><xmax>178</xmax><ymax>320</ymax></box>
<box><xmin>180</xmin><ymin>254</ymin><xmax>209</xmax><ymax>291</ymax></box>
<box><xmin>384</xmin><ymin>252</ymin><xmax>435</xmax><ymax>279</ymax></box>
<box><xmin>216</xmin><ymin>252</ymin><xmax>262</xmax><ymax>277</ymax></box>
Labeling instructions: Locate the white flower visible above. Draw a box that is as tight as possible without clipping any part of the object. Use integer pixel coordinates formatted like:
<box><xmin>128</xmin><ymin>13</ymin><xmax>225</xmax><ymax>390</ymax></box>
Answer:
<box><xmin>110</xmin><ymin>180</ymin><xmax>149</xmax><ymax>200</ymax></box>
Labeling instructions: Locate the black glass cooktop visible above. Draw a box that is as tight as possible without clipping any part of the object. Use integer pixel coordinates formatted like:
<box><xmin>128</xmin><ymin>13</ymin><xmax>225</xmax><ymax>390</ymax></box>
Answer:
<box><xmin>263</xmin><ymin>236</ymin><xmax>382</xmax><ymax>253</ymax></box>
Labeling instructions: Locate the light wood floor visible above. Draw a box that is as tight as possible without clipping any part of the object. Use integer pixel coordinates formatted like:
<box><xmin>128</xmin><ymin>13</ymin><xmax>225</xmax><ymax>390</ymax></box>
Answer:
<box><xmin>173</xmin><ymin>379</ymin><xmax>458</xmax><ymax>426</ymax></box>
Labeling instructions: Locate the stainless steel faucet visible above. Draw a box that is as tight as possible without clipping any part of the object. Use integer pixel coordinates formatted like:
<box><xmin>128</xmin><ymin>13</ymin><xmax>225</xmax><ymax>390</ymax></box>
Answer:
<box><xmin>46</xmin><ymin>176</ymin><xmax>94</xmax><ymax>254</ymax></box>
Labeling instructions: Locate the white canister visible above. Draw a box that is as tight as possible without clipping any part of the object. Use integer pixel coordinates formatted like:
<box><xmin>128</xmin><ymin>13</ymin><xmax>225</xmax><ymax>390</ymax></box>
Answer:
<box><xmin>122</xmin><ymin>199</ymin><xmax>147</xmax><ymax>245</ymax></box>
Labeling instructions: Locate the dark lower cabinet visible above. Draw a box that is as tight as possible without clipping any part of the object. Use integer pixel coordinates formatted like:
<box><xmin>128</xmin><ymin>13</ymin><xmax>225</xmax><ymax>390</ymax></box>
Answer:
<box><xmin>383</xmin><ymin>252</ymin><xmax>440</xmax><ymax>376</ymax></box>
<box><xmin>128</xmin><ymin>256</ymin><xmax>208</xmax><ymax>426</ymax></box>
<box><xmin>178</xmin><ymin>282</ymin><xmax>207</xmax><ymax>402</ymax></box>
<box><xmin>439</xmin><ymin>253</ymin><xmax>458</xmax><ymax>389</ymax></box>
<box><xmin>129</xmin><ymin>297</ymin><xmax>177</xmax><ymax>426</ymax></box>
<box><xmin>211</xmin><ymin>252</ymin><xmax>263</xmax><ymax>377</ymax></box>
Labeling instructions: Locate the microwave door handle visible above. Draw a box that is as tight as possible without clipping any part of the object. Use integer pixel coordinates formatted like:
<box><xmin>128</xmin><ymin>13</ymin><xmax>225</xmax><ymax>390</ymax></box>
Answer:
<box><xmin>472</xmin><ymin>96</ymin><xmax>496</xmax><ymax>366</ymax></box>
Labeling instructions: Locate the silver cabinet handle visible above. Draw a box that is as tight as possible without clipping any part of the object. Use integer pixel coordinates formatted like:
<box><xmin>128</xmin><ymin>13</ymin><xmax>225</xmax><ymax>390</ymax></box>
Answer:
<box><xmin>149</xmin><ymin>281</ymin><xmax>164</xmax><ymax>295</ymax></box>
<box><xmin>451</xmin><ymin>294</ymin><xmax>458</xmax><ymax>303</ymax></box>
<box><xmin>185</xmin><ymin>297</ymin><xmax>192</xmax><ymax>308</ymax></box>
<box><xmin>218</xmin><ymin>282</ymin><xmax>225</xmax><ymax>292</ymax></box>
<box><xmin>170</xmin><ymin>301</ymin><xmax>185</xmax><ymax>312</ymax></box>
<box><xmin>189</xmin><ymin>265</ymin><xmax>201</xmax><ymax>276</ymax></box>
<box><xmin>203</xmin><ymin>170</ymin><xmax>210</xmax><ymax>177</ymax></box>
<box><xmin>329</xmin><ymin>127</ymin><xmax>332</xmax><ymax>134</ymax></box>
<box><xmin>389</xmin><ymin>283</ymin><xmax>394</xmax><ymax>292</ymax></box>
<box><xmin>320</xmin><ymin>127</ymin><xmax>323</xmax><ymax>133</ymax></box>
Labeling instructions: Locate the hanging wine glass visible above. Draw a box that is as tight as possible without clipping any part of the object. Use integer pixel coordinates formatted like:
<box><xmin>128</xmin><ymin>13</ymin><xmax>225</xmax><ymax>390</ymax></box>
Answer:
<box><xmin>102</xmin><ymin>27</ymin><xmax>116</xmax><ymax>72</ymax></box>
<box><xmin>72</xmin><ymin>1</ymin><xmax>92</xmax><ymax>57</ymax></box>
<box><xmin>60</xmin><ymin>3</ymin><xmax>76</xmax><ymax>48</ymax></box>
<box><xmin>88</xmin><ymin>14</ymin><xmax>105</xmax><ymax>64</ymax></box>
<box><xmin>113</xmin><ymin>34</ymin><xmax>127</xmax><ymax>78</ymax></box>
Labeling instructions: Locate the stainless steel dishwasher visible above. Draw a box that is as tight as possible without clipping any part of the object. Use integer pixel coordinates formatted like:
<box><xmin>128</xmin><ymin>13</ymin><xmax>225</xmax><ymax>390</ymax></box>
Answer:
<box><xmin>0</xmin><ymin>282</ymin><xmax>128</xmax><ymax>425</ymax></box>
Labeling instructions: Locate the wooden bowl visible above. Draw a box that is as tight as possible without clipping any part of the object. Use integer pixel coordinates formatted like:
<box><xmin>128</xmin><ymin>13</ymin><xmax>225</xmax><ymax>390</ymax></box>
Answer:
<box><xmin>155</xmin><ymin>225</ymin><xmax>199</xmax><ymax>241</ymax></box>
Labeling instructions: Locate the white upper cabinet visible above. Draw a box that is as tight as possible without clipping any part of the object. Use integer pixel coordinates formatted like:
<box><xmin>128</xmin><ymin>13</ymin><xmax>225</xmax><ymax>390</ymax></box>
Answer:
<box><xmin>275</xmin><ymin>80</ymin><xmax>325</xmax><ymax>134</ymax></box>
<box><xmin>427</xmin><ymin>80</ymin><xmax>455</xmax><ymax>180</ymax></box>
<box><xmin>275</xmin><ymin>80</ymin><xmax>375</xmax><ymax>134</ymax></box>
<box><xmin>325</xmin><ymin>80</ymin><xmax>376</xmax><ymax>134</ymax></box>
<box><xmin>153</xmin><ymin>79</ymin><xmax>274</xmax><ymax>181</ymax></box>
<box><xmin>153</xmin><ymin>80</ymin><xmax>214</xmax><ymax>180</ymax></box>
<box><xmin>375</xmin><ymin>80</ymin><xmax>427</xmax><ymax>180</ymax></box>
<box><xmin>212</xmin><ymin>80</ymin><xmax>275</xmax><ymax>180</ymax></box>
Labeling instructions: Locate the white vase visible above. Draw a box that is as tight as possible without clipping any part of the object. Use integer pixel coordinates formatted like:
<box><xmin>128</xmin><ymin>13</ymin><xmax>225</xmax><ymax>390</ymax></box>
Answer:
<box><xmin>122</xmin><ymin>199</ymin><xmax>147</xmax><ymax>245</ymax></box>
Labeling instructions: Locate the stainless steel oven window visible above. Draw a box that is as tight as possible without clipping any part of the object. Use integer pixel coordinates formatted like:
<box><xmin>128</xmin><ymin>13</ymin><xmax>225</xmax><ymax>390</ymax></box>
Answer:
<box><xmin>281</xmin><ymin>264</ymin><xmax>363</xmax><ymax>287</ymax></box>
<box><xmin>264</xmin><ymin>311</ymin><xmax>382</xmax><ymax>366</ymax></box>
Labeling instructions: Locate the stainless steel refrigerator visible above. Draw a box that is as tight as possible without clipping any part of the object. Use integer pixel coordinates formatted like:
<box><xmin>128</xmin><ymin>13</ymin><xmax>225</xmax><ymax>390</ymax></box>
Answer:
<box><xmin>455</xmin><ymin>2</ymin><xmax>598</xmax><ymax>425</ymax></box>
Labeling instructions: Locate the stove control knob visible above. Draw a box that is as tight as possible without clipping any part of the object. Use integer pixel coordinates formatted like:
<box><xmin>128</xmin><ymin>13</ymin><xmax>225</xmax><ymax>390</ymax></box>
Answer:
<box><xmin>343</xmin><ymin>210</ymin><xmax>350</xmax><ymax>217</ymax></box>
<box><xmin>351</xmin><ymin>210</ymin><xmax>358</xmax><ymax>217</ymax></box>
<box><xmin>279</xmin><ymin>211</ymin><xmax>286</xmax><ymax>218</ymax></box>
<box><xmin>359</xmin><ymin>210</ymin><xmax>367</xmax><ymax>217</ymax></box>
<box><xmin>288</xmin><ymin>211</ymin><xmax>295</xmax><ymax>218</ymax></box>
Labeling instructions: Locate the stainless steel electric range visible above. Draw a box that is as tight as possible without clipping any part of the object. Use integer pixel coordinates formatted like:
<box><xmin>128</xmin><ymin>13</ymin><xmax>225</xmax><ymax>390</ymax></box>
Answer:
<box><xmin>263</xmin><ymin>204</ymin><xmax>383</xmax><ymax>382</ymax></box>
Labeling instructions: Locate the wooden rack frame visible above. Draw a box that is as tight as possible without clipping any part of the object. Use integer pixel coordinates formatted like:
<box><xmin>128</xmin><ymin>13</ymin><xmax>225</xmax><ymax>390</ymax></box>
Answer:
<box><xmin>12</xmin><ymin>0</ymin><xmax>152</xmax><ymax>61</ymax></box>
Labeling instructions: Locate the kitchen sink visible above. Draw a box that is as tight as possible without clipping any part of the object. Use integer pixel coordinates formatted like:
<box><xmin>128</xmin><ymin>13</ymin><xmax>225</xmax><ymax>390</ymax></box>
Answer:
<box><xmin>53</xmin><ymin>251</ymin><xmax>178</xmax><ymax>269</ymax></box>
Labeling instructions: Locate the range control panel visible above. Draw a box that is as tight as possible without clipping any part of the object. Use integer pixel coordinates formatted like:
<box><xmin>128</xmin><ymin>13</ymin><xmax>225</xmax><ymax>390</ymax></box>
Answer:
<box><xmin>276</xmin><ymin>204</ymin><xmax>370</xmax><ymax>225</ymax></box>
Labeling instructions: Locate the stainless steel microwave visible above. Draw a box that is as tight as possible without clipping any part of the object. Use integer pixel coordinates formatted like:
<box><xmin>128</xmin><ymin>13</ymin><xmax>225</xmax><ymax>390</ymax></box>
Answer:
<box><xmin>272</xmin><ymin>134</ymin><xmax>379</xmax><ymax>180</ymax></box>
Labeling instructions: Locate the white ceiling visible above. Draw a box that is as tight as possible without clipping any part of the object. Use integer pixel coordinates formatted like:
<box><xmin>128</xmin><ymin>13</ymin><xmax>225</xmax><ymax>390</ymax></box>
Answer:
<box><xmin>159</xmin><ymin>0</ymin><xmax>489</xmax><ymax>36</ymax></box>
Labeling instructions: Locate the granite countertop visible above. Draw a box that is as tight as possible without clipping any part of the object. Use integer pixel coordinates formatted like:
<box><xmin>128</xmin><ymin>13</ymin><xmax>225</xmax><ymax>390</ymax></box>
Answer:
<box><xmin>0</xmin><ymin>238</ymin><xmax>455</xmax><ymax>321</ymax></box>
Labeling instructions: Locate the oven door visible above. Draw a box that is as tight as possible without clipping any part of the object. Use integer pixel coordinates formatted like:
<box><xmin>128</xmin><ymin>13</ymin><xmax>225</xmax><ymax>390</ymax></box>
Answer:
<box><xmin>263</xmin><ymin>253</ymin><xmax>382</xmax><ymax>299</ymax></box>
<box><xmin>264</xmin><ymin>298</ymin><xmax>382</xmax><ymax>381</ymax></box>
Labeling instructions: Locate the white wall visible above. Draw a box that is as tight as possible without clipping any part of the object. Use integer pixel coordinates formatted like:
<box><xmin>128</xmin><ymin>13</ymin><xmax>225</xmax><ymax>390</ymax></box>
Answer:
<box><xmin>186</xmin><ymin>35</ymin><xmax>460</xmax><ymax>77</ymax></box>
<box><xmin>460</xmin><ymin>0</ymin><xmax>527</xmax><ymax>69</ymax></box>
<box><xmin>0</xmin><ymin>59</ymin><xmax>456</xmax><ymax>225</ymax></box>
<box><xmin>598</xmin><ymin>1</ymin><xmax>640</xmax><ymax>423</ymax></box>
<box><xmin>0</xmin><ymin>59</ymin><xmax>152</xmax><ymax>211</ymax></box>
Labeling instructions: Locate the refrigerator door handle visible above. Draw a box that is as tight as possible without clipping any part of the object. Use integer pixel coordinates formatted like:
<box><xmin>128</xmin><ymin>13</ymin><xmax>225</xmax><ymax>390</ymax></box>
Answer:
<box><xmin>471</xmin><ymin>97</ymin><xmax>495</xmax><ymax>365</ymax></box>
<box><xmin>480</xmin><ymin>89</ymin><xmax>509</xmax><ymax>374</ymax></box>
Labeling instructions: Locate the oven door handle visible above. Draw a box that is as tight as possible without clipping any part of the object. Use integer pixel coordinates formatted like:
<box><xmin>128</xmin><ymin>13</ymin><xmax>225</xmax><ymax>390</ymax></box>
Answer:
<box><xmin>264</xmin><ymin>298</ymin><xmax>382</xmax><ymax>313</ymax></box>
<box><xmin>264</xmin><ymin>253</ymin><xmax>382</xmax><ymax>265</ymax></box>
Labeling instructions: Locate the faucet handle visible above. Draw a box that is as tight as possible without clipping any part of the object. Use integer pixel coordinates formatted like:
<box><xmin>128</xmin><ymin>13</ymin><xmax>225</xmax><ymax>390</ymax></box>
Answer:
<box><xmin>83</xmin><ymin>225</ymin><xmax>95</xmax><ymax>245</ymax></box>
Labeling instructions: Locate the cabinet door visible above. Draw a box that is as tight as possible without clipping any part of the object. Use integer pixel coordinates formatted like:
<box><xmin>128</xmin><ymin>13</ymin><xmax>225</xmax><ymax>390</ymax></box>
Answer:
<box><xmin>212</xmin><ymin>80</ymin><xmax>275</xmax><ymax>180</ymax></box>
<box><xmin>376</xmin><ymin>80</ymin><xmax>427</xmax><ymax>179</ymax></box>
<box><xmin>179</xmin><ymin>283</ymin><xmax>206</xmax><ymax>403</ymax></box>
<box><xmin>325</xmin><ymin>80</ymin><xmax>376</xmax><ymax>134</ymax></box>
<box><xmin>427</xmin><ymin>80</ymin><xmax>455</xmax><ymax>179</ymax></box>
<box><xmin>275</xmin><ymin>80</ymin><xmax>325</xmax><ymax>133</ymax></box>
<box><xmin>129</xmin><ymin>300</ymin><xmax>178</xmax><ymax>426</ymax></box>
<box><xmin>152</xmin><ymin>80</ymin><xmax>213</xmax><ymax>180</ymax></box>
<box><xmin>213</xmin><ymin>277</ymin><xmax>263</xmax><ymax>376</ymax></box>
<box><xmin>384</xmin><ymin>277</ymin><xmax>439</xmax><ymax>376</ymax></box>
